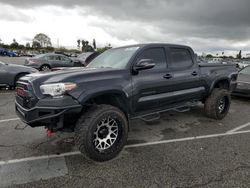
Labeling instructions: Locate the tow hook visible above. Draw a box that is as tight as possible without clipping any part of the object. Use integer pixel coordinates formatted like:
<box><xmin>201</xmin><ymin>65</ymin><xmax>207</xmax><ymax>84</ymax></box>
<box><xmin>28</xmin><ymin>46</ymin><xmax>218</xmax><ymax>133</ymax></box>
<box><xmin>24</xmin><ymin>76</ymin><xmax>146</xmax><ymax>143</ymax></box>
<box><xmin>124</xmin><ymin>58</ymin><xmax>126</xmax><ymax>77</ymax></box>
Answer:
<box><xmin>47</xmin><ymin>129</ymin><xmax>52</xmax><ymax>138</ymax></box>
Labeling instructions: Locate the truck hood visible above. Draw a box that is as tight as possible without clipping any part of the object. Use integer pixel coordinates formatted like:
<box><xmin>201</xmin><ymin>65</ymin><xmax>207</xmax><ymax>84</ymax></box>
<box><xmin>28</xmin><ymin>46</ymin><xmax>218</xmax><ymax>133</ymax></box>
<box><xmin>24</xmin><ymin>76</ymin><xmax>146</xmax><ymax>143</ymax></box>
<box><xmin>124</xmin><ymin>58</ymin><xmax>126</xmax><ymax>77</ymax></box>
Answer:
<box><xmin>22</xmin><ymin>67</ymin><xmax>124</xmax><ymax>84</ymax></box>
<box><xmin>20</xmin><ymin>67</ymin><xmax>128</xmax><ymax>99</ymax></box>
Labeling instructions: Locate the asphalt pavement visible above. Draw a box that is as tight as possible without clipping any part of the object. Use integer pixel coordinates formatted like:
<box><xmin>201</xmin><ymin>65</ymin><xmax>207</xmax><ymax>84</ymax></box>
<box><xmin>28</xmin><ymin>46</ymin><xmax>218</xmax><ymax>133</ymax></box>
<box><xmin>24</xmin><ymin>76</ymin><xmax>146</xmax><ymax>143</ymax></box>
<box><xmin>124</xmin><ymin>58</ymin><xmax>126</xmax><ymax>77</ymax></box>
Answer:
<box><xmin>0</xmin><ymin>89</ymin><xmax>250</xmax><ymax>188</ymax></box>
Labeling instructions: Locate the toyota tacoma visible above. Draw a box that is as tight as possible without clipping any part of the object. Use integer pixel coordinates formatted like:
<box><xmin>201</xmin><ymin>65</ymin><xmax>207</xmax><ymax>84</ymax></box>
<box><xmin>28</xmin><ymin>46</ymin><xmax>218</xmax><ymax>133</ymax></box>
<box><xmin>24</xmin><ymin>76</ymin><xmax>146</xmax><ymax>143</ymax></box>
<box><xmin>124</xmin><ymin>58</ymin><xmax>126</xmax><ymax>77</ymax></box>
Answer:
<box><xmin>15</xmin><ymin>43</ymin><xmax>238</xmax><ymax>161</ymax></box>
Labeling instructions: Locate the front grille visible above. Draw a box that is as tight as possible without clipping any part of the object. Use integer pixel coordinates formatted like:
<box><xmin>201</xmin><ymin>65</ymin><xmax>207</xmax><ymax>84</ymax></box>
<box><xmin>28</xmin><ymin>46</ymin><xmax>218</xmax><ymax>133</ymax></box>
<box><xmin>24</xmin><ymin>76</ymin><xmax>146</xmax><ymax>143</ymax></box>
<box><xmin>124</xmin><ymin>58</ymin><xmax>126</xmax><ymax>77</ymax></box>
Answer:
<box><xmin>16</xmin><ymin>80</ymin><xmax>38</xmax><ymax>109</ymax></box>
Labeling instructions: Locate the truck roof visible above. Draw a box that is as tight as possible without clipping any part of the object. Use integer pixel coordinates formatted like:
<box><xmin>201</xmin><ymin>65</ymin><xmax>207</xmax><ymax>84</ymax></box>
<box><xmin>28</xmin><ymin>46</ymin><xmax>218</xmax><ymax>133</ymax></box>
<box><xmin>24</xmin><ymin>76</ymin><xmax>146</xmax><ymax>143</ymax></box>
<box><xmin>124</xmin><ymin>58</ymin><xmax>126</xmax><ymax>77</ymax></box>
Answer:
<box><xmin>114</xmin><ymin>43</ymin><xmax>192</xmax><ymax>50</ymax></box>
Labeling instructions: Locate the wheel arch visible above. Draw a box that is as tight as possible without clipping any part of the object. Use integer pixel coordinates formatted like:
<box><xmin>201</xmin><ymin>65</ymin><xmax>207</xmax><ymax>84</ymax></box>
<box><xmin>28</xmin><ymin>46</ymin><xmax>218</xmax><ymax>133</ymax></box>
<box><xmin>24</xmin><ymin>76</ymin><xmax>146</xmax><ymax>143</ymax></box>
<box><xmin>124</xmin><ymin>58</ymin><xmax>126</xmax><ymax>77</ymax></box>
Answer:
<box><xmin>209</xmin><ymin>78</ymin><xmax>230</xmax><ymax>93</ymax></box>
<box><xmin>13</xmin><ymin>72</ymin><xmax>29</xmax><ymax>86</ymax></box>
<box><xmin>80</xmin><ymin>90</ymin><xmax>131</xmax><ymax>118</ymax></box>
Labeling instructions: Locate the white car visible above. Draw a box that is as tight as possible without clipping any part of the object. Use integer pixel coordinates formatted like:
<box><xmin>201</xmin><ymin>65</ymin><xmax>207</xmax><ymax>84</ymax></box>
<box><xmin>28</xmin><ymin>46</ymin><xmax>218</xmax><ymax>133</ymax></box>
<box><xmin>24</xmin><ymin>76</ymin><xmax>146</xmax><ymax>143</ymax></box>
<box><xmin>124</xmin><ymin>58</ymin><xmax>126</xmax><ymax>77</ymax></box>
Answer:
<box><xmin>238</xmin><ymin>61</ymin><xmax>250</xmax><ymax>69</ymax></box>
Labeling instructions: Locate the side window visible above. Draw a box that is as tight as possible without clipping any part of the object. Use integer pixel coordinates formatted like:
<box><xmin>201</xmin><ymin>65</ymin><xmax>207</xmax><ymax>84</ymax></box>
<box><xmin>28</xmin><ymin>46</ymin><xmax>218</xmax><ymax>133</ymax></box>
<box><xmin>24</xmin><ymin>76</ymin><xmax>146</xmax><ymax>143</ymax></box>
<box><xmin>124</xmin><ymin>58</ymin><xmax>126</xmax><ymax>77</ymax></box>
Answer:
<box><xmin>55</xmin><ymin>56</ymin><xmax>61</xmax><ymax>61</ymax></box>
<box><xmin>169</xmin><ymin>48</ymin><xmax>193</xmax><ymax>69</ymax></box>
<box><xmin>137</xmin><ymin>48</ymin><xmax>166</xmax><ymax>69</ymax></box>
<box><xmin>47</xmin><ymin>56</ymin><xmax>55</xmax><ymax>61</ymax></box>
<box><xmin>61</xmin><ymin>56</ymin><xmax>71</xmax><ymax>62</ymax></box>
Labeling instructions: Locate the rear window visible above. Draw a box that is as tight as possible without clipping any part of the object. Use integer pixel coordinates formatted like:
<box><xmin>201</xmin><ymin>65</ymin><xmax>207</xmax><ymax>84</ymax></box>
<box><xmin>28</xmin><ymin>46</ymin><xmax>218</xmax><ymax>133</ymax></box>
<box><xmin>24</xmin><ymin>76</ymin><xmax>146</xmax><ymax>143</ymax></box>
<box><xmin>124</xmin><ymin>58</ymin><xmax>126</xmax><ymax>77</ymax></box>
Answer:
<box><xmin>169</xmin><ymin>48</ymin><xmax>193</xmax><ymax>68</ymax></box>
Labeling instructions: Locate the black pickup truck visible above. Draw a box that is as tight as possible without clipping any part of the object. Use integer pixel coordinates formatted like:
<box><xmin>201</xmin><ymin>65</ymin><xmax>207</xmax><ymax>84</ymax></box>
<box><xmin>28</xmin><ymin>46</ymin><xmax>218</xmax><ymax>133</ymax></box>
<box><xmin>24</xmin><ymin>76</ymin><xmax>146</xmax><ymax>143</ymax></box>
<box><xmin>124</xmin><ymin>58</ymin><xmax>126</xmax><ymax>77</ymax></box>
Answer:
<box><xmin>15</xmin><ymin>43</ymin><xmax>238</xmax><ymax>161</ymax></box>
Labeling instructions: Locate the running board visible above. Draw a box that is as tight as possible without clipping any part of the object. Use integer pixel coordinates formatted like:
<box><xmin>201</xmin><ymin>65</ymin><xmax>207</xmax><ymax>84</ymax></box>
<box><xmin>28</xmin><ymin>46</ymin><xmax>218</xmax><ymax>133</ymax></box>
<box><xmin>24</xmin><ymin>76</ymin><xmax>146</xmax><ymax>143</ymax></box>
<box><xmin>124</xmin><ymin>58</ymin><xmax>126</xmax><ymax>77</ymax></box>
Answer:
<box><xmin>139</xmin><ymin>113</ymin><xmax>161</xmax><ymax>122</ymax></box>
<box><xmin>133</xmin><ymin>100</ymin><xmax>199</xmax><ymax>122</ymax></box>
<box><xmin>174</xmin><ymin>107</ymin><xmax>190</xmax><ymax>113</ymax></box>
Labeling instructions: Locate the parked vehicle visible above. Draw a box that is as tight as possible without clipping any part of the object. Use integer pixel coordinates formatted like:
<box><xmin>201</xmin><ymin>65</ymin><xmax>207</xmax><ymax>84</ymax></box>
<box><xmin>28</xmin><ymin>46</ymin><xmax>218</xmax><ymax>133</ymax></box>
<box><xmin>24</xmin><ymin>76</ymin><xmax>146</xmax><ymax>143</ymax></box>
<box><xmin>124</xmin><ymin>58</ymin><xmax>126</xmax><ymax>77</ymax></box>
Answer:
<box><xmin>15</xmin><ymin>43</ymin><xmax>238</xmax><ymax>161</ymax></box>
<box><xmin>0</xmin><ymin>61</ymin><xmax>37</xmax><ymax>88</ymax></box>
<box><xmin>24</xmin><ymin>53</ymin><xmax>82</xmax><ymax>71</ymax></box>
<box><xmin>52</xmin><ymin>52</ymin><xmax>100</xmax><ymax>71</ymax></box>
<box><xmin>232</xmin><ymin>66</ymin><xmax>250</xmax><ymax>97</ymax></box>
<box><xmin>0</xmin><ymin>48</ymin><xmax>18</xmax><ymax>57</ymax></box>
<box><xmin>237</xmin><ymin>61</ymin><xmax>250</xmax><ymax>69</ymax></box>
<box><xmin>72</xmin><ymin>52</ymin><xmax>101</xmax><ymax>66</ymax></box>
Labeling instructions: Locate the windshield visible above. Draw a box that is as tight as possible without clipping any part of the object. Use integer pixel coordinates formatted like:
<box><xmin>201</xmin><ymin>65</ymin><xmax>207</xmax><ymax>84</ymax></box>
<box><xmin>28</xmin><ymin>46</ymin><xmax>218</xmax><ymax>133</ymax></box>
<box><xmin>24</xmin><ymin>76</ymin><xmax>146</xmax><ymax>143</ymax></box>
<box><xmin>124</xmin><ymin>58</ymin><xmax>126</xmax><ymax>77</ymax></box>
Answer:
<box><xmin>87</xmin><ymin>46</ymin><xmax>140</xmax><ymax>69</ymax></box>
<box><xmin>78</xmin><ymin>52</ymin><xmax>93</xmax><ymax>59</ymax></box>
<box><xmin>240</xmin><ymin>66</ymin><xmax>250</xmax><ymax>75</ymax></box>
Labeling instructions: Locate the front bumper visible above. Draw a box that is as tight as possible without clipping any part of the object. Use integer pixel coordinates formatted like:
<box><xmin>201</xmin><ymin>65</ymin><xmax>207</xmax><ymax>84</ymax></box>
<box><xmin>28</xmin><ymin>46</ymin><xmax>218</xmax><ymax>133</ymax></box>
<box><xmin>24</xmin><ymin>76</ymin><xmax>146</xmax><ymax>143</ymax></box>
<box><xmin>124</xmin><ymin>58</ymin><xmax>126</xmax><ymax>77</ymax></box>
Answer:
<box><xmin>15</xmin><ymin>96</ymin><xmax>82</xmax><ymax>127</ymax></box>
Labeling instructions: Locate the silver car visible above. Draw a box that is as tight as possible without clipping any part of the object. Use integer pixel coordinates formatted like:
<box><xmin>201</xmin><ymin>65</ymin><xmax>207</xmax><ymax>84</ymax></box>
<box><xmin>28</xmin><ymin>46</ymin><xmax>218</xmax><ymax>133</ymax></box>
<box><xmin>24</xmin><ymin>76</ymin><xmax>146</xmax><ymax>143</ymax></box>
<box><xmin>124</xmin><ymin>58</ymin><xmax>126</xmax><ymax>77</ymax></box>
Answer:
<box><xmin>0</xmin><ymin>61</ymin><xmax>37</xmax><ymax>88</ymax></box>
<box><xmin>24</xmin><ymin>53</ymin><xmax>82</xmax><ymax>71</ymax></box>
<box><xmin>233</xmin><ymin>66</ymin><xmax>250</xmax><ymax>97</ymax></box>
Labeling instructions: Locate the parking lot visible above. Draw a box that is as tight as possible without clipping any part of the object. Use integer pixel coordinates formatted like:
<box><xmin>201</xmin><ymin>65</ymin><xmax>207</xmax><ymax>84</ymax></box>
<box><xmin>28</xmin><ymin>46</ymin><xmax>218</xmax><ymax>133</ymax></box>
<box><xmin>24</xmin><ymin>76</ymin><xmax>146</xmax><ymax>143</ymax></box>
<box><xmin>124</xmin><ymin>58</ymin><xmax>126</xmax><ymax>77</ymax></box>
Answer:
<box><xmin>0</xmin><ymin>74</ymin><xmax>250</xmax><ymax>187</ymax></box>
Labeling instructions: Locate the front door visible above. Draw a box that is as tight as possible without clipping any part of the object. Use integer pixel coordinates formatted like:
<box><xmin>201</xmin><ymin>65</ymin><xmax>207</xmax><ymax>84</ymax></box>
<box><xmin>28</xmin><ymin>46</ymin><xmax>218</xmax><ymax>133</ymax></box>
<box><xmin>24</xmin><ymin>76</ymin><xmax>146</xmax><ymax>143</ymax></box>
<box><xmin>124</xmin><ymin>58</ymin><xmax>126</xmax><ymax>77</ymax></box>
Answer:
<box><xmin>132</xmin><ymin>47</ymin><xmax>169</xmax><ymax>113</ymax></box>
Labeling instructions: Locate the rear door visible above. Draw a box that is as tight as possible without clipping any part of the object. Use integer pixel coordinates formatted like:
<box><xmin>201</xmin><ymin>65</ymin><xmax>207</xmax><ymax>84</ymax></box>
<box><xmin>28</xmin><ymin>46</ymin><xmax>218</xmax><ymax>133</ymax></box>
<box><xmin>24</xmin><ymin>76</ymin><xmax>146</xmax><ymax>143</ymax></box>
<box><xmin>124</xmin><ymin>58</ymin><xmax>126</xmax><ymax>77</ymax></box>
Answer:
<box><xmin>132</xmin><ymin>47</ymin><xmax>170</xmax><ymax>113</ymax></box>
<box><xmin>46</xmin><ymin>55</ymin><xmax>58</xmax><ymax>68</ymax></box>
<box><xmin>164</xmin><ymin>47</ymin><xmax>205</xmax><ymax>103</ymax></box>
<box><xmin>59</xmin><ymin>56</ymin><xmax>74</xmax><ymax>67</ymax></box>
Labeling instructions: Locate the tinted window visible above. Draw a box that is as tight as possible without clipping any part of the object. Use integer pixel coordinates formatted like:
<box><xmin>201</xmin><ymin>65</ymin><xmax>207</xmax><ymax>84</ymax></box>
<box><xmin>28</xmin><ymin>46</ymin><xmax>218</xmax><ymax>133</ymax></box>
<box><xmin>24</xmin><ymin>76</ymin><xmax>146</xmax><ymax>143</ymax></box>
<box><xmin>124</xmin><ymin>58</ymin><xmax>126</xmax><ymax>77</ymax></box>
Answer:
<box><xmin>169</xmin><ymin>48</ymin><xmax>193</xmax><ymax>68</ymax></box>
<box><xmin>137</xmin><ymin>48</ymin><xmax>166</xmax><ymax>69</ymax></box>
<box><xmin>47</xmin><ymin>55</ymin><xmax>57</xmax><ymax>61</ymax></box>
<box><xmin>60</xmin><ymin>56</ymin><xmax>70</xmax><ymax>62</ymax></box>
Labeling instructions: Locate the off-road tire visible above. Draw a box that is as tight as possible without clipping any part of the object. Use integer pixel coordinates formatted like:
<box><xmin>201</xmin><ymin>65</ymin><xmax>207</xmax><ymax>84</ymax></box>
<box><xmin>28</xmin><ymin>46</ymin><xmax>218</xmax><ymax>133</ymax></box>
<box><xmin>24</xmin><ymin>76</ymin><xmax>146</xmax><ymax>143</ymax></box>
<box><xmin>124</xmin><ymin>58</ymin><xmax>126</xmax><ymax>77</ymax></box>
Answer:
<box><xmin>204</xmin><ymin>88</ymin><xmax>231</xmax><ymax>120</ymax></box>
<box><xmin>75</xmin><ymin>104</ymin><xmax>128</xmax><ymax>162</ymax></box>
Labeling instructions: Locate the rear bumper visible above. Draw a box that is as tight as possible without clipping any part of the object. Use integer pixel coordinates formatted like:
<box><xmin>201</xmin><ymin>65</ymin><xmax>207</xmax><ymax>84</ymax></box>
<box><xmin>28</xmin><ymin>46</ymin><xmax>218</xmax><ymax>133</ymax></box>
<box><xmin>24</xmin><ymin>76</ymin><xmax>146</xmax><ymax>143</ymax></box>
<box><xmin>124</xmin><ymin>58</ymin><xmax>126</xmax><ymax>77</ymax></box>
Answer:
<box><xmin>15</xmin><ymin>96</ymin><xmax>82</xmax><ymax>127</ymax></box>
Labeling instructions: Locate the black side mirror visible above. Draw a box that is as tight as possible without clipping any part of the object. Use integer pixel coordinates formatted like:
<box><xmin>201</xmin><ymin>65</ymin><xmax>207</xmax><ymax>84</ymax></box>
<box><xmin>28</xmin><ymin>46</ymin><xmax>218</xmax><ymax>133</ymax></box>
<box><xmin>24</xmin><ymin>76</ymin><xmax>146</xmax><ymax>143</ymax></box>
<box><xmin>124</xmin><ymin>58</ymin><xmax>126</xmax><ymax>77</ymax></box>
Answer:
<box><xmin>133</xmin><ymin>59</ymin><xmax>155</xmax><ymax>72</ymax></box>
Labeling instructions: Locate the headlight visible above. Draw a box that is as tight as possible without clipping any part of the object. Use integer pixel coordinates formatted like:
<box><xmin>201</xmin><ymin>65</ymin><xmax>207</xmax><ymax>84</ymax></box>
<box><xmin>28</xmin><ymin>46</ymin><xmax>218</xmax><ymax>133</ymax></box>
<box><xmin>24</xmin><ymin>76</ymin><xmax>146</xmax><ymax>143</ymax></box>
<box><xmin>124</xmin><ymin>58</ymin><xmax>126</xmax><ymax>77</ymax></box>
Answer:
<box><xmin>40</xmin><ymin>83</ymin><xmax>76</xmax><ymax>96</ymax></box>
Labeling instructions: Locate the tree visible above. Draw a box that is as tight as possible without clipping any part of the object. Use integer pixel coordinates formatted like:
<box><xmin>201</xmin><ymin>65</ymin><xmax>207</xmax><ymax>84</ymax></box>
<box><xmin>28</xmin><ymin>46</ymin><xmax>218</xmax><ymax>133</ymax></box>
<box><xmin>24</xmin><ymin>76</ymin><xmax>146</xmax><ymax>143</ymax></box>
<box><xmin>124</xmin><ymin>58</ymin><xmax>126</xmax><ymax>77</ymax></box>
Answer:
<box><xmin>237</xmin><ymin>50</ymin><xmax>242</xmax><ymax>59</ymax></box>
<box><xmin>77</xmin><ymin>39</ymin><xmax>80</xmax><ymax>48</ymax></box>
<box><xmin>97</xmin><ymin>44</ymin><xmax>112</xmax><ymax>53</ymax></box>
<box><xmin>206</xmin><ymin>54</ymin><xmax>213</xmax><ymax>58</ymax></box>
<box><xmin>32</xmin><ymin>41</ymin><xmax>42</xmax><ymax>48</ymax></box>
<box><xmin>10</xmin><ymin>38</ymin><xmax>19</xmax><ymax>49</ymax></box>
<box><xmin>33</xmin><ymin>33</ymin><xmax>52</xmax><ymax>48</ymax></box>
<box><xmin>92</xmin><ymin>39</ymin><xmax>96</xmax><ymax>50</ymax></box>
<box><xmin>81</xmin><ymin>40</ymin><xmax>86</xmax><ymax>52</ymax></box>
<box><xmin>26</xmin><ymin>42</ymin><xmax>31</xmax><ymax>48</ymax></box>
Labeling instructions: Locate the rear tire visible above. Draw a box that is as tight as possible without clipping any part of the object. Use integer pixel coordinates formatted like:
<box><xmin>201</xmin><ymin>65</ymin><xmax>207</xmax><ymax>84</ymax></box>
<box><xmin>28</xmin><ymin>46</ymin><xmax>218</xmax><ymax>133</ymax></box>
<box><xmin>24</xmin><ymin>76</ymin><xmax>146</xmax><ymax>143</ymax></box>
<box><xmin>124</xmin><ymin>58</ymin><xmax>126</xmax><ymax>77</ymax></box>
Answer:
<box><xmin>40</xmin><ymin>65</ymin><xmax>51</xmax><ymax>71</ymax></box>
<box><xmin>75</xmin><ymin>104</ymin><xmax>128</xmax><ymax>162</ymax></box>
<box><xmin>204</xmin><ymin>88</ymin><xmax>231</xmax><ymax>120</ymax></box>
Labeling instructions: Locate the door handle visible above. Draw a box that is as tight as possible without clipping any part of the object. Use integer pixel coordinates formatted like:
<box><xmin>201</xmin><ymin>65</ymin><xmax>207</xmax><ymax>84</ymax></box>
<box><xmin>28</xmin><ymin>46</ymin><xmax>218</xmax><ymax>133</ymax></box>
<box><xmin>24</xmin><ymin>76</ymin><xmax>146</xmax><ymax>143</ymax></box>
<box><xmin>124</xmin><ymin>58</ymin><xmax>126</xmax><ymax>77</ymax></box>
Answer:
<box><xmin>191</xmin><ymin>71</ymin><xmax>198</xmax><ymax>76</ymax></box>
<box><xmin>163</xmin><ymin>74</ymin><xmax>172</xmax><ymax>79</ymax></box>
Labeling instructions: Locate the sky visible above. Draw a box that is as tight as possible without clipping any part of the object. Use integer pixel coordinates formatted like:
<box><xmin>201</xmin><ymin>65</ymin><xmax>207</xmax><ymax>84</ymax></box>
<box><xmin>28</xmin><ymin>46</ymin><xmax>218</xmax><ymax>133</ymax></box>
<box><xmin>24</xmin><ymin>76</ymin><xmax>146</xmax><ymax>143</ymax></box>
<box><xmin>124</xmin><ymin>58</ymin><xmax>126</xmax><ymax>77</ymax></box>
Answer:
<box><xmin>0</xmin><ymin>0</ymin><xmax>250</xmax><ymax>56</ymax></box>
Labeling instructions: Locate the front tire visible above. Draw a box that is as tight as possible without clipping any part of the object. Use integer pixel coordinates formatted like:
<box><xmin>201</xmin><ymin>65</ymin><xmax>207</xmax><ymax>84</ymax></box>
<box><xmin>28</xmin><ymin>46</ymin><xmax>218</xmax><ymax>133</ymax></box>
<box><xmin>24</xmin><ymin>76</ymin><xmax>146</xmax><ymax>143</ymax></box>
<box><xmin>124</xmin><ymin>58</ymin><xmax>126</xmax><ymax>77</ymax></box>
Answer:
<box><xmin>75</xmin><ymin>105</ymin><xmax>128</xmax><ymax>162</ymax></box>
<box><xmin>204</xmin><ymin>89</ymin><xmax>231</xmax><ymax>120</ymax></box>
